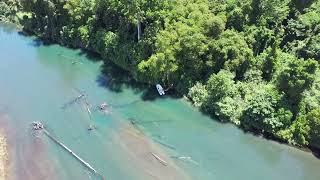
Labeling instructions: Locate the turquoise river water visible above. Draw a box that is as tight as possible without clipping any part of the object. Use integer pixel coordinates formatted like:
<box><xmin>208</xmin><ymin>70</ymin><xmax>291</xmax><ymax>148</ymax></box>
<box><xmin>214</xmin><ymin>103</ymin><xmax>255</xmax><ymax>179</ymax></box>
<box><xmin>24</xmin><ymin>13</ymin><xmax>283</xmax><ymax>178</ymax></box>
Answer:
<box><xmin>0</xmin><ymin>22</ymin><xmax>320</xmax><ymax>180</ymax></box>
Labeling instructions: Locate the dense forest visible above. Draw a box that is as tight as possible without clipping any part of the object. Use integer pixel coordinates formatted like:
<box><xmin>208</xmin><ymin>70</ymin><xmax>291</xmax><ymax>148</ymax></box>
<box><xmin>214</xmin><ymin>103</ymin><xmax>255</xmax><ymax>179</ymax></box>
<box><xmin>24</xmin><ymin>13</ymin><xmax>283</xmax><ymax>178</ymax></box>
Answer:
<box><xmin>1</xmin><ymin>0</ymin><xmax>320</xmax><ymax>149</ymax></box>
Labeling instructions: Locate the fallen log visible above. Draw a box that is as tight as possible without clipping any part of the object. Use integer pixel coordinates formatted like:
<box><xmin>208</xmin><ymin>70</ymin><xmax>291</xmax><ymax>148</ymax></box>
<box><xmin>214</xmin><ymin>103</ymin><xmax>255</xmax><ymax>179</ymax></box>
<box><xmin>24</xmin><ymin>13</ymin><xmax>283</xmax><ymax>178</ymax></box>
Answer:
<box><xmin>61</xmin><ymin>94</ymin><xmax>85</xmax><ymax>109</ymax></box>
<box><xmin>171</xmin><ymin>156</ymin><xmax>199</xmax><ymax>165</ymax></box>
<box><xmin>152</xmin><ymin>138</ymin><xmax>176</xmax><ymax>150</ymax></box>
<box><xmin>43</xmin><ymin>129</ymin><xmax>105</xmax><ymax>179</ymax></box>
<box><xmin>151</xmin><ymin>152</ymin><xmax>167</xmax><ymax>166</ymax></box>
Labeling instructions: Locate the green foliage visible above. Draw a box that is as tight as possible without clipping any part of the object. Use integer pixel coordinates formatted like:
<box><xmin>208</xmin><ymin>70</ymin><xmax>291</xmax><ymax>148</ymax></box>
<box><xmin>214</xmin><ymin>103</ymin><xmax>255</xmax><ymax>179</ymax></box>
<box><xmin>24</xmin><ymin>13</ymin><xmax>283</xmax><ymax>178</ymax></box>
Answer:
<box><xmin>292</xmin><ymin>0</ymin><xmax>316</xmax><ymax>11</ymax></box>
<box><xmin>243</xmin><ymin>68</ymin><xmax>263</xmax><ymax>83</ymax></box>
<box><xmin>227</xmin><ymin>7</ymin><xmax>247</xmax><ymax>31</ymax></box>
<box><xmin>205</xmin><ymin>15</ymin><xmax>226</xmax><ymax>38</ymax></box>
<box><xmin>225</xmin><ymin>0</ymin><xmax>251</xmax><ymax>31</ymax></box>
<box><xmin>187</xmin><ymin>82</ymin><xmax>208</xmax><ymax>107</ymax></box>
<box><xmin>285</xmin><ymin>101</ymin><xmax>320</xmax><ymax>148</ymax></box>
<box><xmin>244</xmin><ymin>26</ymin><xmax>276</xmax><ymax>56</ymax></box>
<box><xmin>301</xmin><ymin>71</ymin><xmax>320</xmax><ymax>112</ymax></box>
<box><xmin>291</xmin><ymin>115</ymin><xmax>310</xmax><ymax>145</ymax></box>
<box><xmin>203</xmin><ymin>70</ymin><xmax>237</xmax><ymax>113</ymax></box>
<box><xmin>241</xmin><ymin>84</ymin><xmax>284</xmax><ymax>133</ymax></box>
<box><xmin>206</xmin><ymin>70</ymin><xmax>236</xmax><ymax>103</ymax></box>
<box><xmin>278</xmin><ymin>58</ymin><xmax>317</xmax><ymax>105</ymax></box>
<box><xmin>261</xmin><ymin>47</ymin><xmax>278</xmax><ymax>81</ymax></box>
<box><xmin>91</xmin><ymin>30</ymin><xmax>118</xmax><ymax>55</ymax></box>
<box><xmin>208</xmin><ymin>29</ymin><xmax>253</xmax><ymax>78</ymax></box>
<box><xmin>64</xmin><ymin>0</ymin><xmax>95</xmax><ymax>26</ymax></box>
<box><xmin>300</xmin><ymin>34</ymin><xmax>320</xmax><ymax>60</ymax></box>
<box><xmin>0</xmin><ymin>0</ymin><xmax>21</xmax><ymax>22</ymax></box>
<box><xmin>137</xmin><ymin>0</ymin><xmax>222</xmax><ymax>92</ymax></box>
<box><xmin>307</xmin><ymin>108</ymin><xmax>320</xmax><ymax>148</ymax></box>
<box><xmin>0</xmin><ymin>2</ymin><xmax>10</xmax><ymax>18</ymax></box>
<box><xmin>285</xmin><ymin>8</ymin><xmax>320</xmax><ymax>60</ymax></box>
<box><xmin>214</xmin><ymin>95</ymin><xmax>244</xmax><ymax>124</ymax></box>
<box><xmin>251</xmin><ymin>0</ymin><xmax>290</xmax><ymax>27</ymax></box>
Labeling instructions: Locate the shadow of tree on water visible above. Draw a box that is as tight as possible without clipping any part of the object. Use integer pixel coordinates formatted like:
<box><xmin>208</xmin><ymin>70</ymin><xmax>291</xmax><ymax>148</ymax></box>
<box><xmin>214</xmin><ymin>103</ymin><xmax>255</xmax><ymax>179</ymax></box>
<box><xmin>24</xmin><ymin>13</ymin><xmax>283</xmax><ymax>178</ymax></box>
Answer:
<box><xmin>17</xmin><ymin>30</ymin><xmax>56</xmax><ymax>47</ymax></box>
<box><xmin>96</xmin><ymin>60</ymin><xmax>161</xmax><ymax>101</ymax></box>
<box><xmin>96</xmin><ymin>59</ymin><xmax>183</xmax><ymax>102</ymax></box>
<box><xmin>15</xmin><ymin>25</ymin><xmax>181</xmax><ymax>103</ymax></box>
<box><xmin>310</xmin><ymin>147</ymin><xmax>320</xmax><ymax>159</ymax></box>
<box><xmin>77</xmin><ymin>49</ymin><xmax>101</xmax><ymax>62</ymax></box>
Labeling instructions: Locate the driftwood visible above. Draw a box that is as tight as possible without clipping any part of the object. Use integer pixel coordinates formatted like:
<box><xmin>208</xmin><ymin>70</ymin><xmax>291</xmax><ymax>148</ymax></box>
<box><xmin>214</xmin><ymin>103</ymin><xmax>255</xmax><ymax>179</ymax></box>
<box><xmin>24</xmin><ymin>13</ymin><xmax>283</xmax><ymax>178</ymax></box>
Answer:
<box><xmin>152</xmin><ymin>138</ymin><xmax>176</xmax><ymax>150</ymax></box>
<box><xmin>43</xmin><ymin>128</ymin><xmax>105</xmax><ymax>180</ymax></box>
<box><xmin>164</xmin><ymin>84</ymin><xmax>174</xmax><ymax>91</ymax></box>
<box><xmin>151</xmin><ymin>153</ymin><xmax>168</xmax><ymax>166</ymax></box>
<box><xmin>71</xmin><ymin>61</ymin><xmax>82</xmax><ymax>65</ymax></box>
<box><xmin>59</xmin><ymin>54</ymin><xmax>81</xmax><ymax>63</ymax></box>
<box><xmin>61</xmin><ymin>94</ymin><xmax>85</xmax><ymax>109</ymax></box>
<box><xmin>31</xmin><ymin>122</ymin><xmax>105</xmax><ymax>179</ymax></box>
<box><xmin>128</xmin><ymin>118</ymin><xmax>171</xmax><ymax>125</ymax></box>
<box><xmin>111</xmin><ymin>100</ymin><xmax>141</xmax><ymax>108</ymax></box>
<box><xmin>171</xmin><ymin>156</ymin><xmax>199</xmax><ymax>165</ymax></box>
<box><xmin>84</xmin><ymin>101</ymin><xmax>92</xmax><ymax>118</ymax></box>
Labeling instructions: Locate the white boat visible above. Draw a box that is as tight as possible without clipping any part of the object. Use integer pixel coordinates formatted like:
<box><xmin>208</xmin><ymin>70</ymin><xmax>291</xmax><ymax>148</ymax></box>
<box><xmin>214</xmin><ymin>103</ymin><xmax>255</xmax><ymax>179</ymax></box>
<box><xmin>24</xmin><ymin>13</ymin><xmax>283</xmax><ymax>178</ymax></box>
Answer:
<box><xmin>156</xmin><ymin>84</ymin><xmax>165</xmax><ymax>96</ymax></box>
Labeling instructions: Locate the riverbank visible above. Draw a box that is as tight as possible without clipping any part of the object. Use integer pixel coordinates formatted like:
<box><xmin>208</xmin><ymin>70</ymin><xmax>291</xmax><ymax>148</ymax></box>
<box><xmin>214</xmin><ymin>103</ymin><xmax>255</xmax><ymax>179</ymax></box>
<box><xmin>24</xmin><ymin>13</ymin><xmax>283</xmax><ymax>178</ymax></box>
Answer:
<box><xmin>0</xmin><ymin>132</ymin><xmax>8</xmax><ymax>180</ymax></box>
<box><xmin>1</xmin><ymin>21</ymin><xmax>320</xmax><ymax>179</ymax></box>
<box><xmin>3</xmin><ymin>0</ymin><xmax>320</xmax><ymax>156</ymax></box>
<box><xmin>13</xmin><ymin>23</ymin><xmax>320</xmax><ymax>155</ymax></box>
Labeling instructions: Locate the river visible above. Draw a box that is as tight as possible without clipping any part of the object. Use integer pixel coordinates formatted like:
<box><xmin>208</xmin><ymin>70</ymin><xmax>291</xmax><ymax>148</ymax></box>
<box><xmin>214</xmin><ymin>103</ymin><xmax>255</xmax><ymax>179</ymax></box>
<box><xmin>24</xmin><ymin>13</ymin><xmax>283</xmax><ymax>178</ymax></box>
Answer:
<box><xmin>0</xmin><ymin>22</ymin><xmax>319</xmax><ymax>180</ymax></box>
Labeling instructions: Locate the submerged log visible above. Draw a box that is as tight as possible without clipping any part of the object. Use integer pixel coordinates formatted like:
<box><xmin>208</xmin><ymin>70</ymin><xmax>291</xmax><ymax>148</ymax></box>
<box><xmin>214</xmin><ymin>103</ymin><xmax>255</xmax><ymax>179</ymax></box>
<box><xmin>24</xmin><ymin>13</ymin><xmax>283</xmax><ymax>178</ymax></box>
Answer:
<box><xmin>31</xmin><ymin>123</ymin><xmax>105</xmax><ymax>180</ymax></box>
<box><xmin>152</xmin><ymin>138</ymin><xmax>176</xmax><ymax>150</ymax></box>
<box><xmin>171</xmin><ymin>156</ymin><xmax>199</xmax><ymax>165</ymax></box>
<box><xmin>151</xmin><ymin>152</ymin><xmax>168</xmax><ymax>166</ymax></box>
<box><xmin>43</xmin><ymin>129</ymin><xmax>105</xmax><ymax>180</ymax></box>
<box><xmin>61</xmin><ymin>94</ymin><xmax>85</xmax><ymax>109</ymax></box>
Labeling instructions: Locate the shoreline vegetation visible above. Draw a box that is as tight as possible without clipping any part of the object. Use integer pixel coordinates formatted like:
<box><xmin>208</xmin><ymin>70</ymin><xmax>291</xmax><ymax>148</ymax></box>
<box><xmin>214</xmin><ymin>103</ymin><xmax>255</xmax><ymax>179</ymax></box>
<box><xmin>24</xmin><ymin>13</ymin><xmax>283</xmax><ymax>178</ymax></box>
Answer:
<box><xmin>0</xmin><ymin>133</ymin><xmax>8</xmax><ymax>180</ymax></box>
<box><xmin>1</xmin><ymin>0</ymin><xmax>320</xmax><ymax>154</ymax></box>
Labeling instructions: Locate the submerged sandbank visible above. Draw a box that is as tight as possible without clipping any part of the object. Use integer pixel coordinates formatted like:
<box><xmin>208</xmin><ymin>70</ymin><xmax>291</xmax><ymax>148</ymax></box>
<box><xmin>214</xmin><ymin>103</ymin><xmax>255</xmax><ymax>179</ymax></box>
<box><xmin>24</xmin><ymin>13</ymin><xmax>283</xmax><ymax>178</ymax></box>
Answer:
<box><xmin>110</xmin><ymin>120</ymin><xmax>190</xmax><ymax>180</ymax></box>
<box><xmin>105</xmin><ymin>116</ymin><xmax>190</xmax><ymax>180</ymax></box>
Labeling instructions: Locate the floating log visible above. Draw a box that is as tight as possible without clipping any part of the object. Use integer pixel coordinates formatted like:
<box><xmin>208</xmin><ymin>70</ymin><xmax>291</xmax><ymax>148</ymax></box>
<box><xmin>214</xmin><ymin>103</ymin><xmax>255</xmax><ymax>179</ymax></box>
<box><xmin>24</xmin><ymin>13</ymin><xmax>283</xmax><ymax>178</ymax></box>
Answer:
<box><xmin>152</xmin><ymin>138</ymin><xmax>176</xmax><ymax>150</ymax></box>
<box><xmin>61</xmin><ymin>94</ymin><xmax>85</xmax><ymax>109</ymax></box>
<box><xmin>151</xmin><ymin>152</ymin><xmax>167</xmax><ymax>166</ymax></box>
<box><xmin>130</xmin><ymin>120</ymin><xmax>137</xmax><ymax>125</ymax></box>
<box><xmin>171</xmin><ymin>156</ymin><xmax>199</xmax><ymax>165</ymax></box>
<box><xmin>42</xmin><ymin>128</ymin><xmax>105</xmax><ymax>180</ymax></box>
<box><xmin>172</xmin><ymin>156</ymin><xmax>191</xmax><ymax>160</ymax></box>
<box><xmin>129</xmin><ymin>120</ymin><xmax>144</xmax><ymax>134</ymax></box>
<box><xmin>84</xmin><ymin>101</ymin><xmax>92</xmax><ymax>118</ymax></box>
<box><xmin>59</xmin><ymin>54</ymin><xmax>79</xmax><ymax>62</ymax></box>
<box><xmin>164</xmin><ymin>84</ymin><xmax>174</xmax><ymax>92</ymax></box>
<box><xmin>58</xmin><ymin>54</ymin><xmax>83</xmax><ymax>65</ymax></box>
<box><xmin>71</xmin><ymin>61</ymin><xmax>82</xmax><ymax>65</ymax></box>
<box><xmin>128</xmin><ymin>118</ymin><xmax>171</xmax><ymax>125</ymax></box>
<box><xmin>71</xmin><ymin>88</ymin><xmax>93</xmax><ymax>120</ymax></box>
<box><xmin>110</xmin><ymin>100</ymin><xmax>141</xmax><ymax>108</ymax></box>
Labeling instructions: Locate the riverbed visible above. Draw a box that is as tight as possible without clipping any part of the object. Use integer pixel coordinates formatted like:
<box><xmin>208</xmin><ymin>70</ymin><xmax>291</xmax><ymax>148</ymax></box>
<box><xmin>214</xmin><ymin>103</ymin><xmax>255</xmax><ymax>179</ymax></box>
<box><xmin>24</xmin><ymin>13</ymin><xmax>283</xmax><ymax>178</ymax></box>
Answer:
<box><xmin>0</xmin><ymin>22</ymin><xmax>320</xmax><ymax>180</ymax></box>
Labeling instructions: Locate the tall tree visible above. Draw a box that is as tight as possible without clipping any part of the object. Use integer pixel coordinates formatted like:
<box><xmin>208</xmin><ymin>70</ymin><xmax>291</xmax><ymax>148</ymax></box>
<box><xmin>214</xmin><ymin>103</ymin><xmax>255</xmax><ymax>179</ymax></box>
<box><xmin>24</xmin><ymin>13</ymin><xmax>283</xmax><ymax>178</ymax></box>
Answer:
<box><xmin>278</xmin><ymin>58</ymin><xmax>317</xmax><ymax>107</ymax></box>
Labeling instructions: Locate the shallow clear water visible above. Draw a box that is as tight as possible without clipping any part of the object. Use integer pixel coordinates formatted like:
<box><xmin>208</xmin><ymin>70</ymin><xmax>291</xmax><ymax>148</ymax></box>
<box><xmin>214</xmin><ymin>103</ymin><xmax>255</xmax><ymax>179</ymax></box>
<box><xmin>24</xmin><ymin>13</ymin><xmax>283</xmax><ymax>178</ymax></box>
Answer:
<box><xmin>0</xmin><ymin>22</ymin><xmax>320</xmax><ymax>180</ymax></box>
